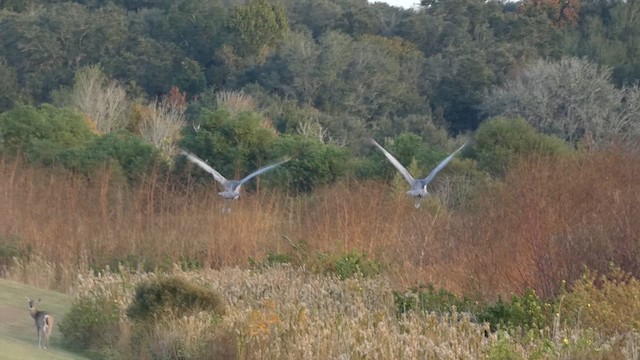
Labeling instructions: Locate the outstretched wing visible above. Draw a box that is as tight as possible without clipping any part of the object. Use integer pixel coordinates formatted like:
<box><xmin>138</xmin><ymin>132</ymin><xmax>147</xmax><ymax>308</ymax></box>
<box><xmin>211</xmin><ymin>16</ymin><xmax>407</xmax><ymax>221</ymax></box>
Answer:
<box><xmin>369</xmin><ymin>138</ymin><xmax>415</xmax><ymax>185</ymax></box>
<box><xmin>422</xmin><ymin>142</ymin><xmax>468</xmax><ymax>184</ymax></box>
<box><xmin>181</xmin><ymin>150</ymin><xmax>228</xmax><ymax>186</ymax></box>
<box><xmin>238</xmin><ymin>158</ymin><xmax>290</xmax><ymax>186</ymax></box>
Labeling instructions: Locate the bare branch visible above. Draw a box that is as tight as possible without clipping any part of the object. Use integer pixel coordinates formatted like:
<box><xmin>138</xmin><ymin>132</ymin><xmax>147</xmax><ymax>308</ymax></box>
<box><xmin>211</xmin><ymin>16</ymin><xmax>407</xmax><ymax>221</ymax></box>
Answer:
<box><xmin>66</xmin><ymin>65</ymin><xmax>129</xmax><ymax>134</ymax></box>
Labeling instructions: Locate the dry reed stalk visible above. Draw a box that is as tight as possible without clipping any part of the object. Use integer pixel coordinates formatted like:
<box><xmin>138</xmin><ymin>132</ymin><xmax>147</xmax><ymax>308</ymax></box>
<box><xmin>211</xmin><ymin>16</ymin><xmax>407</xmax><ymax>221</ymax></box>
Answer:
<box><xmin>2</xmin><ymin>149</ymin><xmax>640</xmax><ymax>299</ymax></box>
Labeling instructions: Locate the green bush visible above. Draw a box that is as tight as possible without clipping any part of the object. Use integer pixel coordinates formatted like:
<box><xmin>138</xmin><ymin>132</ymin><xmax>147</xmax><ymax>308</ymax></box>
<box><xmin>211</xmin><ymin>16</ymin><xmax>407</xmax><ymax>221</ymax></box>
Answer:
<box><xmin>394</xmin><ymin>283</ymin><xmax>478</xmax><ymax>315</ymax></box>
<box><xmin>471</xmin><ymin>117</ymin><xmax>570</xmax><ymax>177</ymax></box>
<box><xmin>265</xmin><ymin>251</ymin><xmax>294</xmax><ymax>266</ymax></box>
<box><xmin>0</xmin><ymin>104</ymin><xmax>162</xmax><ymax>182</ymax></box>
<box><xmin>59</xmin><ymin>294</ymin><xmax>121</xmax><ymax>351</ymax></box>
<box><xmin>478</xmin><ymin>289</ymin><xmax>553</xmax><ymax>332</ymax></box>
<box><xmin>269</xmin><ymin>134</ymin><xmax>348</xmax><ymax>193</ymax></box>
<box><xmin>180</xmin><ymin>108</ymin><xmax>277</xmax><ymax>183</ymax></box>
<box><xmin>127</xmin><ymin>277</ymin><xmax>229</xmax><ymax>360</ymax></box>
<box><xmin>0</xmin><ymin>104</ymin><xmax>95</xmax><ymax>159</ymax></box>
<box><xmin>82</xmin><ymin>130</ymin><xmax>162</xmax><ymax>181</ymax></box>
<box><xmin>369</xmin><ymin>133</ymin><xmax>455</xmax><ymax>180</ymax></box>
<box><xmin>394</xmin><ymin>285</ymin><xmax>553</xmax><ymax>333</ymax></box>
<box><xmin>127</xmin><ymin>276</ymin><xmax>225</xmax><ymax>323</ymax></box>
<box><xmin>248</xmin><ymin>251</ymin><xmax>293</xmax><ymax>269</ymax></box>
<box><xmin>485</xmin><ymin>334</ymin><xmax>525</xmax><ymax>360</ymax></box>
<box><xmin>562</xmin><ymin>266</ymin><xmax>640</xmax><ymax>336</ymax></box>
<box><xmin>314</xmin><ymin>251</ymin><xmax>384</xmax><ymax>280</ymax></box>
<box><xmin>0</xmin><ymin>234</ymin><xmax>31</xmax><ymax>274</ymax></box>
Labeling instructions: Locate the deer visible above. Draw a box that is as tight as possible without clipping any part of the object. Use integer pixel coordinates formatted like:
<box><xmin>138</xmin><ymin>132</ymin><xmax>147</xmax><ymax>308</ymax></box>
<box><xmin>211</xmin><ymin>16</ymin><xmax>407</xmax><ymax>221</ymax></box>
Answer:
<box><xmin>26</xmin><ymin>297</ymin><xmax>54</xmax><ymax>349</ymax></box>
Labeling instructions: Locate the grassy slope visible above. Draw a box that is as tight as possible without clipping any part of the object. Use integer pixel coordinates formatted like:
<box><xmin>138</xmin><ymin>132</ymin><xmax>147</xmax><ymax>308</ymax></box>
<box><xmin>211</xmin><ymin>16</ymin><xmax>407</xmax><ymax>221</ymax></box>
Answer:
<box><xmin>0</xmin><ymin>279</ymin><xmax>88</xmax><ymax>360</ymax></box>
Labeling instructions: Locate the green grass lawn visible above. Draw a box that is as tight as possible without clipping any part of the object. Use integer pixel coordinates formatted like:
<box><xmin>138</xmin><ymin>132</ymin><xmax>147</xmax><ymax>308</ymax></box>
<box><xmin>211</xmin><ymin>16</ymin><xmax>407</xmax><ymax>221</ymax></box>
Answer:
<box><xmin>0</xmin><ymin>279</ymin><xmax>89</xmax><ymax>360</ymax></box>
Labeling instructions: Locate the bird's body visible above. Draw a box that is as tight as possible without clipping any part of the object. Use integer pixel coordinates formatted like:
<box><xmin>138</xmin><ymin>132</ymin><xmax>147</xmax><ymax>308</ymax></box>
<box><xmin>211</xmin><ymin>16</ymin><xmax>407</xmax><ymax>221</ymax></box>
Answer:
<box><xmin>181</xmin><ymin>150</ymin><xmax>289</xmax><ymax>210</ymax></box>
<box><xmin>369</xmin><ymin>139</ymin><xmax>467</xmax><ymax>207</ymax></box>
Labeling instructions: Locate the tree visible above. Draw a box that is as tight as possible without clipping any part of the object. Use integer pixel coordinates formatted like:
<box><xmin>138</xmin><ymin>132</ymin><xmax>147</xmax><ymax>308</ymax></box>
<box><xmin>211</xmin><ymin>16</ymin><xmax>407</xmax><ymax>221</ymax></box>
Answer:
<box><xmin>136</xmin><ymin>87</ymin><xmax>187</xmax><ymax>157</ymax></box>
<box><xmin>0</xmin><ymin>56</ymin><xmax>21</xmax><ymax>111</ymax></box>
<box><xmin>401</xmin><ymin>0</ymin><xmax>522</xmax><ymax>131</ymax></box>
<box><xmin>180</xmin><ymin>108</ymin><xmax>277</xmax><ymax>181</ymax></box>
<box><xmin>53</xmin><ymin>65</ymin><xmax>130</xmax><ymax>134</ymax></box>
<box><xmin>482</xmin><ymin>57</ymin><xmax>640</xmax><ymax>146</ymax></box>
<box><xmin>164</xmin><ymin>0</ymin><xmax>226</xmax><ymax>65</ymax></box>
<box><xmin>575</xmin><ymin>0</ymin><xmax>640</xmax><ymax>85</ymax></box>
<box><xmin>268</xmin><ymin>134</ymin><xmax>348</xmax><ymax>193</ymax></box>
<box><xmin>470</xmin><ymin>117</ymin><xmax>570</xmax><ymax>176</ymax></box>
<box><xmin>0</xmin><ymin>3</ymin><xmax>129</xmax><ymax>102</ymax></box>
<box><xmin>0</xmin><ymin>104</ymin><xmax>95</xmax><ymax>161</ymax></box>
<box><xmin>103</xmin><ymin>36</ymin><xmax>204</xmax><ymax>97</ymax></box>
<box><xmin>226</xmin><ymin>0</ymin><xmax>289</xmax><ymax>62</ymax></box>
<box><xmin>256</xmin><ymin>30</ymin><xmax>428</xmax><ymax>140</ymax></box>
<box><xmin>518</xmin><ymin>0</ymin><xmax>581</xmax><ymax>27</ymax></box>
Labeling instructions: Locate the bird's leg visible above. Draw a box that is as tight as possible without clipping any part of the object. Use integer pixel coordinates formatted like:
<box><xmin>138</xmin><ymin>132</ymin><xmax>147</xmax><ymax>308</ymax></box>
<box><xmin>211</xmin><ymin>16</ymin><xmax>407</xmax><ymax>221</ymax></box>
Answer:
<box><xmin>414</xmin><ymin>199</ymin><xmax>421</xmax><ymax>209</ymax></box>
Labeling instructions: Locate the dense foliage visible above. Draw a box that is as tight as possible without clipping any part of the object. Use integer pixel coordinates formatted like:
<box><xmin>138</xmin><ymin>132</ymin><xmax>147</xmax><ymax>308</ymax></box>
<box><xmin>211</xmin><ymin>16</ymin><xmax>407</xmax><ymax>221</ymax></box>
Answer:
<box><xmin>3</xmin><ymin>1</ymin><xmax>640</xmax><ymax>357</ymax></box>
<box><xmin>1</xmin><ymin>0</ymin><xmax>639</xmax><ymax>190</ymax></box>
<box><xmin>0</xmin><ymin>0</ymin><xmax>638</xmax><ymax>130</ymax></box>
<box><xmin>127</xmin><ymin>276</ymin><xmax>225</xmax><ymax>321</ymax></box>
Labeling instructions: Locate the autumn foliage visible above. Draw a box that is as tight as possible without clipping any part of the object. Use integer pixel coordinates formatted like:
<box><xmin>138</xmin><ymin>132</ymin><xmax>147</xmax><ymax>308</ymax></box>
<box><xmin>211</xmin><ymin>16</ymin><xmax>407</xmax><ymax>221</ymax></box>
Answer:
<box><xmin>1</xmin><ymin>148</ymin><xmax>639</xmax><ymax>300</ymax></box>
<box><xmin>519</xmin><ymin>0</ymin><xmax>581</xmax><ymax>26</ymax></box>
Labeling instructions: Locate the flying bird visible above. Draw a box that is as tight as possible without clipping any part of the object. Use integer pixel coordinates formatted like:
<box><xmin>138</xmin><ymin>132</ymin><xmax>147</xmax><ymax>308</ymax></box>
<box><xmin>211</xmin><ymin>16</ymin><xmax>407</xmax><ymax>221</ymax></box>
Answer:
<box><xmin>369</xmin><ymin>138</ymin><xmax>467</xmax><ymax>207</ymax></box>
<box><xmin>181</xmin><ymin>150</ymin><xmax>289</xmax><ymax>211</ymax></box>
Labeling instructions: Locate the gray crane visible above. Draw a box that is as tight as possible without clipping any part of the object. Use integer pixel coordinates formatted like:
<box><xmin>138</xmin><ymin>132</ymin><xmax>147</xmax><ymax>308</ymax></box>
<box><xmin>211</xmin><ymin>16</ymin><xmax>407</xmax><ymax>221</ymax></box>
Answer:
<box><xmin>370</xmin><ymin>139</ymin><xmax>467</xmax><ymax>207</ymax></box>
<box><xmin>181</xmin><ymin>150</ymin><xmax>289</xmax><ymax>211</ymax></box>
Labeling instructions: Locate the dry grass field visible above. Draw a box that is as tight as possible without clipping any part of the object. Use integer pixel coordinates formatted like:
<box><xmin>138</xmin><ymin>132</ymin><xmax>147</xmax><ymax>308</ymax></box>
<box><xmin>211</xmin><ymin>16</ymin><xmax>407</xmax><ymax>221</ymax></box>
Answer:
<box><xmin>1</xmin><ymin>150</ymin><xmax>640</xmax><ymax>358</ymax></box>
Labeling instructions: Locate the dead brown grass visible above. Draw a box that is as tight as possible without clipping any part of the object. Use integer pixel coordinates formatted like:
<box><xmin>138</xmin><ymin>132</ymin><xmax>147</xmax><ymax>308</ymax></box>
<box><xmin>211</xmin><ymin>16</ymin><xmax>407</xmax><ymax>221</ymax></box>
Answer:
<box><xmin>1</xmin><ymin>149</ymin><xmax>640</xmax><ymax>299</ymax></box>
<box><xmin>454</xmin><ymin>150</ymin><xmax>640</xmax><ymax>298</ymax></box>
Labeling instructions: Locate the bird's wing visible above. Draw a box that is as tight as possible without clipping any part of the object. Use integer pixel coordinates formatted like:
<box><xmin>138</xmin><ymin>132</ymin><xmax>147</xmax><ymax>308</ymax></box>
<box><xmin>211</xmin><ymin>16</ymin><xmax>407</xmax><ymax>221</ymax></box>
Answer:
<box><xmin>181</xmin><ymin>150</ymin><xmax>228</xmax><ymax>186</ymax></box>
<box><xmin>422</xmin><ymin>142</ymin><xmax>468</xmax><ymax>184</ymax></box>
<box><xmin>369</xmin><ymin>138</ymin><xmax>415</xmax><ymax>185</ymax></box>
<box><xmin>238</xmin><ymin>158</ymin><xmax>290</xmax><ymax>185</ymax></box>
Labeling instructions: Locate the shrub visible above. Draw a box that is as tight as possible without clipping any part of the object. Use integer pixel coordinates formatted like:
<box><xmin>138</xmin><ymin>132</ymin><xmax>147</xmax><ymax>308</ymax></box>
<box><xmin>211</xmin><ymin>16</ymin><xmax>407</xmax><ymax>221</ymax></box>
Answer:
<box><xmin>314</xmin><ymin>251</ymin><xmax>385</xmax><ymax>280</ymax></box>
<box><xmin>482</xmin><ymin>57</ymin><xmax>640</xmax><ymax>146</ymax></box>
<box><xmin>264</xmin><ymin>251</ymin><xmax>294</xmax><ymax>266</ymax></box>
<box><xmin>394</xmin><ymin>283</ymin><xmax>478</xmax><ymax>315</ymax></box>
<box><xmin>562</xmin><ymin>266</ymin><xmax>640</xmax><ymax>336</ymax></box>
<box><xmin>0</xmin><ymin>104</ymin><xmax>95</xmax><ymax>159</ymax></box>
<box><xmin>127</xmin><ymin>276</ymin><xmax>225</xmax><ymax>323</ymax></box>
<box><xmin>485</xmin><ymin>334</ymin><xmax>525</xmax><ymax>360</ymax></box>
<box><xmin>477</xmin><ymin>289</ymin><xmax>554</xmax><ymax>332</ymax></box>
<box><xmin>179</xmin><ymin>108</ymin><xmax>277</xmax><ymax>185</ymax></box>
<box><xmin>59</xmin><ymin>293</ymin><xmax>121</xmax><ymax>351</ymax></box>
<box><xmin>0</xmin><ymin>234</ymin><xmax>31</xmax><ymax>276</ymax></box>
<box><xmin>0</xmin><ymin>104</ymin><xmax>162</xmax><ymax>182</ymax></box>
<box><xmin>84</xmin><ymin>130</ymin><xmax>162</xmax><ymax>181</ymax></box>
<box><xmin>133</xmin><ymin>311</ymin><xmax>235</xmax><ymax>360</ymax></box>
<box><xmin>269</xmin><ymin>134</ymin><xmax>348</xmax><ymax>193</ymax></box>
<box><xmin>394</xmin><ymin>286</ymin><xmax>554</xmax><ymax>333</ymax></box>
<box><xmin>471</xmin><ymin>117</ymin><xmax>570</xmax><ymax>177</ymax></box>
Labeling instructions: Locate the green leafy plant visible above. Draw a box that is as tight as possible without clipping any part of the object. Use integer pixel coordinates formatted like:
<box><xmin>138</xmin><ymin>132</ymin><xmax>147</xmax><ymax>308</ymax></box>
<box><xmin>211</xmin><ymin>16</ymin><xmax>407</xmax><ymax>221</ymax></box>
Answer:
<box><xmin>0</xmin><ymin>104</ymin><xmax>94</xmax><ymax>159</ymax></box>
<box><xmin>269</xmin><ymin>134</ymin><xmax>348</xmax><ymax>193</ymax></box>
<box><xmin>0</xmin><ymin>234</ymin><xmax>31</xmax><ymax>274</ymax></box>
<box><xmin>562</xmin><ymin>266</ymin><xmax>640</xmax><ymax>336</ymax></box>
<box><xmin>315</xmin><ymin>251</ymin><xmax>385</xmax><ymax>280</ymax></box>
<box><xmin>59</xmin><ymin>293</ymin><xmax>121</xmax><ymax>351</ymax></box>
<box><xmin>478</xmin><ymin>289</ymin><xmax>553</xmax><ymax>332</ymax></box>
<box><xmin>394</xmin><ymin>283</ymin><xmax>478</xmax><ymax>315</ymax></box>
<box><xmin>126</xmin><ymin>276</ymin><xmax>225</xmax><ymax>322</ymax></box>
<box><xmin>471</xmin><ymin>117</ymin><xmax>570</xmax><ymax>177</ymax></box>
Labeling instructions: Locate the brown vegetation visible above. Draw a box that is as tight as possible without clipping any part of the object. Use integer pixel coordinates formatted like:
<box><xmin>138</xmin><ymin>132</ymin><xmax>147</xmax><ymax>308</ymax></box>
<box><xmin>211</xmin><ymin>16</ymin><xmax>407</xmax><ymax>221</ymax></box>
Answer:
<box><xmin>1</xmin><ymin>149</ymin><xmax>639</xmax><ymax>300</ymax></box>
<box><xmin>455</xmin><ymin>150</ymin><xmax>640</xmax><ymax>298</ymax></box>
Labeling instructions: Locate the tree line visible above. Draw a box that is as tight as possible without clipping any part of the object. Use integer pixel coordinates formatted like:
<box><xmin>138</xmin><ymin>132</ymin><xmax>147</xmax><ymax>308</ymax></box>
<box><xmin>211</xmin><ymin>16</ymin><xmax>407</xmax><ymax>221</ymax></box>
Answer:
<box><xmin>1</xmin><ymin>0</ymin><xmax>639</xmax><ymax>193</ymax></box>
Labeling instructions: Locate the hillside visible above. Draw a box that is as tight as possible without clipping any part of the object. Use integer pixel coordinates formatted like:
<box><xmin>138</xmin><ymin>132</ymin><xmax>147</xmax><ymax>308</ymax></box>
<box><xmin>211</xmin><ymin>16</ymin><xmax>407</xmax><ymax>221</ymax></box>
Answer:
<box><xmin>0</xmin><ymin>279</ymin><xmax>87</xmax><ymax>360</ymax></box>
